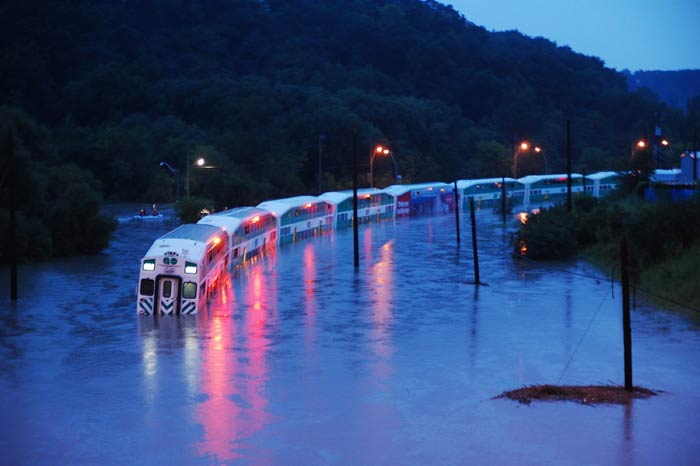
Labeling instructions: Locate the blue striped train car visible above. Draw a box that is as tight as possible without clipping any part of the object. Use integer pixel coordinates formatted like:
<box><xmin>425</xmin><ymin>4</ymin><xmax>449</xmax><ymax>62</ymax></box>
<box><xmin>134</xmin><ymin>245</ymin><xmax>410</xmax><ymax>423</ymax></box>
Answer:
<box><xmin>257</xmin><ymin>196</ymin><xmax>334</xmax><ymax>245</ymax></box>
<box><xmin>320</xmin><ymin>189</ymin><xmax>395</xmax><ymax>229</ymax></box>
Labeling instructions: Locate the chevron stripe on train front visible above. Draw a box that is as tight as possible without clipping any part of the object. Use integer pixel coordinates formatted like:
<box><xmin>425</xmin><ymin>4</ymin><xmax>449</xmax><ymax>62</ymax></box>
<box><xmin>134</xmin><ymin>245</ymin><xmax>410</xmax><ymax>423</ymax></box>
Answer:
<box><xmin>160</xmin><ymin>300</ymin><xmax>174</xmax><ymax>315</ymax></box>
<box><xmin>181</xmin><ymin>301</ymin><xmax>196</xmax><ymax>315</ymax></box>
<box><xmin>139</xmin><ymin>298</ymin><xmax>153</xmax><ymax>315</ymax></box>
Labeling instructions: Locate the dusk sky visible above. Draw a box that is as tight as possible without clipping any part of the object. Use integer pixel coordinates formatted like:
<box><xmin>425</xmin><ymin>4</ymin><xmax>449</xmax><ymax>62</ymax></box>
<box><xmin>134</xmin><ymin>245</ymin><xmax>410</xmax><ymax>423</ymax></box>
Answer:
<box><xmin>449</xmin><ymin>0</ymin><xmax>700</xmax><ymax>71</ymax></box>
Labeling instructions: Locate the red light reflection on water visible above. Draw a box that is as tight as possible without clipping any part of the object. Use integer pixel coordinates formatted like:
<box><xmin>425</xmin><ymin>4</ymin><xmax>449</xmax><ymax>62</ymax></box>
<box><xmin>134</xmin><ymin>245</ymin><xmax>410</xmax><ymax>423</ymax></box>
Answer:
<box><xmin>370</xmin><ymin>240</ymin><xmax>395</xmax><ymax>380</ymax></box>
<box><xmin>195</xmin><ymin>264</ymin><xmax>274</xmax><ymax>463</ymax></box>
<box><xmin>303</xmin><ymin>244</ymin><xmax>317</xmax><ymax>351</ymax></box>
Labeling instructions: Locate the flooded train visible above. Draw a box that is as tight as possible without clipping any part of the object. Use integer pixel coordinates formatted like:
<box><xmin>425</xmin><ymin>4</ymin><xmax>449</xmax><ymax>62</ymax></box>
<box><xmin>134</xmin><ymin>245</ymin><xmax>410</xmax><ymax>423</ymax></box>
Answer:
<box><xmin>137</xmin><ymin>171</ymin><xmax>621</xmax><ymax>314</ymax></box>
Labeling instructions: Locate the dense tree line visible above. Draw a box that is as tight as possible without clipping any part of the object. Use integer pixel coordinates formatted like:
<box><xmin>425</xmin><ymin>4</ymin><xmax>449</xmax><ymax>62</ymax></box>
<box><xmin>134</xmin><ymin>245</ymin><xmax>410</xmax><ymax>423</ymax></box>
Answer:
<box><xmin>1</xmin><ymin>0</ymin><xmax>698</xmax><ymax>261</ymax></box>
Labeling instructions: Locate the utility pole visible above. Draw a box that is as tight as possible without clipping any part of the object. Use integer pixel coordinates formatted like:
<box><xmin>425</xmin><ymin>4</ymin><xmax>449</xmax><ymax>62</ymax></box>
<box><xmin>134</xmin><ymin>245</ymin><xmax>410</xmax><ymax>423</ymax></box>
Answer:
<box><xmin>453</xmin><ymin>180</ymin><xmax>460</xmax><ymax>245</ymax></box>
<box><xmin>352</xmin><ymin>132</ymin><xmax>359</xmax><ymax>268</ymax></box>
<box><xmin>6</xmin><ymin>130</ymin><xmax>18</xmax><ymax>300</ymax></box>
<box><xmin>621</xmin><ymin>236</ymin><xmax>633</xmax><ymax>391</ymax></box>
<box><xmin>318</xmin><ymin>134</ymin><xmax>325</xmax><ymax>195</ymax></box>
<box><xmin>566</xmin><ymin>119</ymin><xmax>572</xmax><ymax>212</ymax></box>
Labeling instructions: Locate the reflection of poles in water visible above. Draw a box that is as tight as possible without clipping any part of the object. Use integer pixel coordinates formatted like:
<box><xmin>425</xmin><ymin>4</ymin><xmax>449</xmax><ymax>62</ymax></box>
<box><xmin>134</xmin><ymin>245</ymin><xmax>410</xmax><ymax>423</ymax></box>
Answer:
<box><xmin>624</xmin><ymin>400</ymin><xmax>633</xmax><ymax>442</ymax></box>
<box><xmin>469</xmin><ymin>285</ymin><xmax>479</xmax><ymax>369</ymax></box>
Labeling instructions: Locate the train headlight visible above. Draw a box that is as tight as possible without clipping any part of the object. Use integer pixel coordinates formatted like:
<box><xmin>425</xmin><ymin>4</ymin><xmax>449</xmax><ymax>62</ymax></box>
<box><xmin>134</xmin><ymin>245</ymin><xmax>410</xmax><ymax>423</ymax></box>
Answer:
<box><xmin>185</xmin><ymin>262</ymin><xmax>198</xmax><ymax>274</ymax></box>
<box><xmin>142</xmin><ymin>259</ymin><xmax>156</xmax><ymax>271</ymax></box>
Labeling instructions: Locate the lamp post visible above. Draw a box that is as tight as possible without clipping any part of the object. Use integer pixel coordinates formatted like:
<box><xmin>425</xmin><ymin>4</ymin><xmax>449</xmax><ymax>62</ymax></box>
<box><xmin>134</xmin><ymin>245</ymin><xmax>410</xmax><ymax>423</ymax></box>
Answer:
<box><xmin>159</xmin><ymin>161</ymin><xmax>180</xmax><ymax>201</ymax></box>
<box><xmin>369</xmin><ymin>145</ymin><xmax>400</xmax><ymax>188</ymax></box>
<box><xmin>318</xmin><ymin>134</ymin><xmax>325</xmax><ymax>195</ymax></box>
<box><xmin>534</xmin><ymin>146</ymin><xmax>547</xmax><ymax>174</ymax></box>
<box><xmin>513</xmin><ymin>141</ymin><xmax>529</xmax><ymax>178</ymax></box>
<box><xmin>186</xmin><ymin>156</ymin><xmax>205</xmax><ymax>198</ymax></box>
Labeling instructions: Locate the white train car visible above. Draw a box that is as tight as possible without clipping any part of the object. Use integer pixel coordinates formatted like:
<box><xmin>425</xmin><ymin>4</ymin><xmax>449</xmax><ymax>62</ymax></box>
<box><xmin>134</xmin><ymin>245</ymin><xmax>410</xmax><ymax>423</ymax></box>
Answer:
<box><xmin>257</xmin><ymin>196</ymin><xmax>334</xmax><ymax>245</ymax></box>
<box><xmin>519</xmin><ymin>174</ymin><xmax>584</xmax><ymax>206</ymax></box>
<box><xmin>383</xmin><ymin>182</ymin><xmax>454</xmax><ymax>217</ymax></box>
<box><xmin>319</xmin><ymin>189</ymin><xmax>395</xmax><ymax>229</ymax></box>
<box><xmin>585</xmin><ymin>171</ymin><xmax>619</xmax><ymax>197</ymax></box>
<box><xmin>137</xmin><ymin>224</ymin><xmax>228</xmax><ymax>315</ymax></box>
<box><xmin>198</xmin><ymin>207</ymin><xmax>277</xmax><ymax>266</ymax></box>
<box><xmin>456</xmin><ymin>177</ymin><xmax>522</xmax><ymax>211</ymax></box>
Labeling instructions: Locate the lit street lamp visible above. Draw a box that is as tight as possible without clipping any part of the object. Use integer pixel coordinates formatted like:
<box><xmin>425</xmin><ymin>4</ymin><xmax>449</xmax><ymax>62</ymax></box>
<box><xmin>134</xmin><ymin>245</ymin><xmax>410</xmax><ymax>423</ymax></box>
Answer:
<box><xmin>369</xmin><ymin>145</ymin><xmax>400</xmax><ymax>188</ymax></box>
<box><xmin>513</xmin><ymin>141</ymin><xmax>546</xmax><ymax>178</ymax></box>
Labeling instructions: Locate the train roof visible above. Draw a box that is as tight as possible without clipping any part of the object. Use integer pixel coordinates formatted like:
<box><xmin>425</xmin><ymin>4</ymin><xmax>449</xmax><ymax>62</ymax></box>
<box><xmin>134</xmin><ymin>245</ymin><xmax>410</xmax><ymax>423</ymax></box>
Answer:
<box><xmin>456</xmin><ymin>177</ymin><xmax>517</xmax><ymax>189</ymax></box>
<box><xmin>198</xmin><ymin>207</ymin><xmax>271</xmax><ymax>233</ymax></box>
<box><xmin>144</xmin><ymin>224</ymin><xmax>224</xmax><ymax>261</ymax></box>
<box><xmin>518</xmin><ymin>173</ymin><xmax>583</xmax><ymax>184</ymax></box>
<box><xmin>585</xmin><ymin>171</ymin><xmax>619</xmax><ymax>180</ymax></box>
<box><xmin>257</xmin><ymin>196</ymin><xmax>329</xmax><ymax>216</ymax></box>
<box><xmin>382</xmin><ymin>182</ymin><xmax>449</xmax><ymax>196</ymax></box>
<box><xmin>319</xmin><ymin>188</ymin><xmax>384</xmax><ymax>204</ymax></box>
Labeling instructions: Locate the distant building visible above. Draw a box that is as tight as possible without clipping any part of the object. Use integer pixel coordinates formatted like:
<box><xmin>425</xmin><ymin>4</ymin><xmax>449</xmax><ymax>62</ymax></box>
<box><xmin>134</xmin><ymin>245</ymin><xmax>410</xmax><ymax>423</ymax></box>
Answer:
<box><xmin>679</xmin><ymin>151</ymin><xmax>699</xmax><ymax>182</ymax></box>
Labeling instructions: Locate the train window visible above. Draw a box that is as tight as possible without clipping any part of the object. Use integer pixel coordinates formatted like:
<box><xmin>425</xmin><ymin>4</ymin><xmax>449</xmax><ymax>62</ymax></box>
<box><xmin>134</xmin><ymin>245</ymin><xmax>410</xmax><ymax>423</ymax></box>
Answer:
<box><xmin>234</xmin><ymin>248</ymin><xmax>239</xmax><ymax>259</ymax></box>
<box><xmin>183</xmin><ymin>282</ymin><xmax>197</xmax><ymax>299</ymax></box>
<box><xmin>162</xmin><ymin>281</ymin><xmax>172</xmax><ymax>298</ymax></box>
<box><xmin>244</xmin><ymin>225</ymin><xmax>250</xmax><ymax>235</ymax></box>
<box><xmin>140</xmin><ymin>278</ymin><xmax>155</xmax><ymax>296</ymax></box>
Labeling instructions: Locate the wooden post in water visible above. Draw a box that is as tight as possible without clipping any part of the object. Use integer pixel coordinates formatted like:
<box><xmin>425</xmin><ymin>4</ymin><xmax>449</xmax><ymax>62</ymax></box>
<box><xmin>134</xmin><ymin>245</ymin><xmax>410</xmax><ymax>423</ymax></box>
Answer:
<box><xmin>6</xmin><ymin>130</ymin><xmax>18</xmax><ymax>300</ymax></box>
<box><xmin>566</xmin><ymin>119</ymin><xmax>573</xmax><ymax>212</ymax></box>
<box><xmin>352</xmin><ymin>132</ymin><xmax>359</xmax><ymax>268</ymax></box>
<box><xmin>469</xmin><ymin>197</ymin><xmax>480</xmax><ymax>285</ymax></box>
<box><xmin>501</xmin><ymin>177</ymin><xmax>507</xmax><ymax>224</ymax></box>
<box><xmin>453</xmin><ymin>180</ymin><xmax>460</xmax><ymax>245</ymax></box>
<box><xmin>621</xmin><ymin>236</ymin><xmax>633</xmax><ymax>391</ymax></box>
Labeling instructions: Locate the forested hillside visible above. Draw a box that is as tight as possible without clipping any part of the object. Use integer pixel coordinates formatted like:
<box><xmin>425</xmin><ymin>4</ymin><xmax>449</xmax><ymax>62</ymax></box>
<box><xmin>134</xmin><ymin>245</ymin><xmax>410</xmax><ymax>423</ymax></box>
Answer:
<box><xmin>1</xmin><ymin>0</ymin><xmax>698</xmax><ymax>260</ymax></box>
<box><xmin>626</xmin><ymin>70</ymin><xmax>700</xmax><ymax>110</ymax></box>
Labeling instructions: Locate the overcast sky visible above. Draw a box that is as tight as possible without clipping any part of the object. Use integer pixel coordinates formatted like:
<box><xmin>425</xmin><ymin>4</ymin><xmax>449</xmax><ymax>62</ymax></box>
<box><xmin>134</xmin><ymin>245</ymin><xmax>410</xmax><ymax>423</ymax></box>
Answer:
<box><xmin>447</xmin><ymin>0</ymin><xmax>700</xmax><ymax>71</ymax></box>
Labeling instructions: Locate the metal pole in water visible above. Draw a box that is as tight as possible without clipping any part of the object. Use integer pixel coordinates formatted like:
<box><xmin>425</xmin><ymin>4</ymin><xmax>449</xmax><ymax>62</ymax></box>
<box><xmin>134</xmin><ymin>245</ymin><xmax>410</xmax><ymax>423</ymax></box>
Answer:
<box><xmin>566</xmin><ymin>119</ymin><xmax>573</xmax><ymax>212</ymax></box>
<box><xmin>500</xmin><ymin>177</ymin><xmax>507</xmax><ymax>224</ymax></box>
<box><xmin>621</xmin><ymin>236</ymin><xmax>633</xmax><ymax>391</ymax></box>
<box><xmin>6</xmin><ymin>130</ymin><xmax>18</xmax><ymax>300</ymax></box>
<box><xmin>352</xmin><ymin>132</ymin><xmax>359</xmax><ymax>268</ymax></box>
<box><xmin>693</xmin><ymin>127</ymin><xmax>697</xmax><ymax>182</ymax></box>
<box><xmin>469</xmin><ymin>197</ymin><xmax>480</xmax><ymax>285</ymax></box>
<box><xmin>453</xmin><ymin>180</ymin><xmax>460</xmax><ymax>245</ymax></box>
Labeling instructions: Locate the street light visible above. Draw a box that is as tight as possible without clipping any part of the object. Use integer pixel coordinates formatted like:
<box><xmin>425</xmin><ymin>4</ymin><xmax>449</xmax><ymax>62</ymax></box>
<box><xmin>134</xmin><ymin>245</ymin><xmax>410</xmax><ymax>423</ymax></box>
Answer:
<box><xmin>369</xmin><ymin>145</ymin><xmax>400</xmax><ymax>188</ymax></box>
<box><xmin>513</xmin><ymin>142</ymin><xmax>547</xmax><ymax>177</ymax></box>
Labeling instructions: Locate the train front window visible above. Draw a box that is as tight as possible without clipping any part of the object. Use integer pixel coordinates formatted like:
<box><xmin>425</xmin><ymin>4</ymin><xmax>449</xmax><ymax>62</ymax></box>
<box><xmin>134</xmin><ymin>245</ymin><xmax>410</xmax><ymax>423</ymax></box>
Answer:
<box><xmin>183</xmin><ymin>282</ymin><xmax>197</xmax><ymax>299</ymax></box>
<box><xmin>140</xmin><ymin>278</ymin><xmax>155</xmax><ymax>296</ymax></box>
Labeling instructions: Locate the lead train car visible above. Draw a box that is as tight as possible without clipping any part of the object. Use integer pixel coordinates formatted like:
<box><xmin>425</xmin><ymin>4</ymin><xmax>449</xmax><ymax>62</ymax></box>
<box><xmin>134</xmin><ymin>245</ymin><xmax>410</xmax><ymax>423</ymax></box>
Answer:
<box><xmin>137</xmin><ymin>224</ymin><xmax>228</xmax><ymax>315</ymax></box>
<box><xmin>197</xmin><ymin>207</ymin><xmax>277</xmax><ymax>267</ymax></box>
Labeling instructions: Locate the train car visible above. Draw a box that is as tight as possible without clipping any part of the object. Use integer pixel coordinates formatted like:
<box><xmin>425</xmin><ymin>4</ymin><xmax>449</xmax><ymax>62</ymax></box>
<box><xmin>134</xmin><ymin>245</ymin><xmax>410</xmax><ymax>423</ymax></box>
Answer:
<box><xmin>198</xmin><ymin>207</ymin><xmax>277</xmax><ymax>266</ymax></box>
<box><xmin>383</xmin><ymin>182</ymin><xmax>453</xmax><ymax>217</ymax></box>
<box><xmin>257</xmin><ymin>196</ymin><xmax>334</xmax><ymax>245</ymax></box>
<box><xmin>585</xmin><ymin>171</ymin><xmax>619</xmax><ymax>197</ymax></box>
<box><xmin>519</xmin><ymin>174</ymin><xmax>584</xmax><ymax>206</ymax></box>
<box><xmin>455</xmin><ymin>177</ymin><xmax>522</xmax><ymax>211</ymax></box>
<box><xmin>319</xmin><ymin>189</ymin><xmax>395</xmax><ymax>229</ymax></box>
<box><xmin>137</xmin><ymin>224</ymin><xmax>228</xmax><ymax>315</ymax></box>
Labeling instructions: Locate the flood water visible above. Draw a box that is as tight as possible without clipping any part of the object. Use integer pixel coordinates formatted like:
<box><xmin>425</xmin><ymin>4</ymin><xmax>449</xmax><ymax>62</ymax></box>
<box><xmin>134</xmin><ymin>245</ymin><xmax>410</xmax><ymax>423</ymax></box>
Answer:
<box><xmin>1</xmin><ymin>206</ymin><xmax>699</xmax><ymax>465</ymax></box>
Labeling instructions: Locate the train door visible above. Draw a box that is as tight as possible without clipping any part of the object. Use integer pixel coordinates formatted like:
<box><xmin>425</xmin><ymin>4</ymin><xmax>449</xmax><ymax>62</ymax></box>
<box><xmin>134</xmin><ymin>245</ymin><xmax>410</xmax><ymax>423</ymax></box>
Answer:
<box><xmin>156</xmin><ymin>276</ymin><xmax>180</xmax><ymax>315</ymax></box>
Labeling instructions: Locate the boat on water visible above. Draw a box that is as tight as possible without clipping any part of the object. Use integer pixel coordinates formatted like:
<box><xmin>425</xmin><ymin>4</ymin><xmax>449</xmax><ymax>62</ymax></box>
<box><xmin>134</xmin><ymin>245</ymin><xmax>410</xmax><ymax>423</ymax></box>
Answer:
<box><xmin>132</xmin><ymin>213</ymin><xmax>164</xmax><ymax>221</ymax></box>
